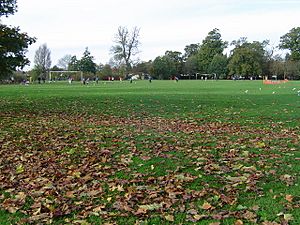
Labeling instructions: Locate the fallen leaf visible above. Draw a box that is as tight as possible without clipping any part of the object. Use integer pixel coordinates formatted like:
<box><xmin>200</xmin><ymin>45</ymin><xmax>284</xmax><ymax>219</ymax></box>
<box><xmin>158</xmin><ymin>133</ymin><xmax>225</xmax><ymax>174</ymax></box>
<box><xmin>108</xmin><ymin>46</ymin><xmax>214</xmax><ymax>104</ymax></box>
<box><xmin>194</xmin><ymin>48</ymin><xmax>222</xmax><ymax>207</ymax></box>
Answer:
<box><xmin>285</xmin><ymin>194</ymin><xmax>293</xmax><ymax>203</ymax></box>
<box><xmin>193</xmin><ymin>214</ymin><xmax>207</xmax><ymax>221</ymax></box>
<box><xmin>139</xmin><ymin>203</ymin><xmax>163</xmax><ymax>211</ymax></box>
<box><xmin>209</xmin><ymin>222</ymin><xmax>220</xmax><ymax>225</ymax></box>
<box><xmin>283</xmin><ymin>214</ymin><xmax>294</xmax><ymax>222</ymax></box>
<box><xmin>165</xmin><ymin>214</ymin><xmax>174</xmax><ymax>222</ymax></box>
<box><xmin>202</xmin><ymin>201</ymin><xmax>212</xmax><ymax>210</ymax></box>
<box><xmin>235</xmin><ymin>220</ymin><xmax>244</xmax><ymax>225</ymax></box>
<box><xmin>16</xmin><ymin>164</ymin><xmax>24</xmax><ymax>174</ymax></box>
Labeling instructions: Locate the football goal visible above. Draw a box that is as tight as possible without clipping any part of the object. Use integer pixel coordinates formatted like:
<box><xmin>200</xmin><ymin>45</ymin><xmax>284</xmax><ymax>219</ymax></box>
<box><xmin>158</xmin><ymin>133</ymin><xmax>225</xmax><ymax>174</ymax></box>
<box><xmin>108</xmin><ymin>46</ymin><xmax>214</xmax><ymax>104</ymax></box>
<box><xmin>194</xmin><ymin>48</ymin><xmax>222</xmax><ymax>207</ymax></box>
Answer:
<box><xmin>49</xmin><ymin>71</ymin><xmax>83</xmax><ymax>81</ymax></box>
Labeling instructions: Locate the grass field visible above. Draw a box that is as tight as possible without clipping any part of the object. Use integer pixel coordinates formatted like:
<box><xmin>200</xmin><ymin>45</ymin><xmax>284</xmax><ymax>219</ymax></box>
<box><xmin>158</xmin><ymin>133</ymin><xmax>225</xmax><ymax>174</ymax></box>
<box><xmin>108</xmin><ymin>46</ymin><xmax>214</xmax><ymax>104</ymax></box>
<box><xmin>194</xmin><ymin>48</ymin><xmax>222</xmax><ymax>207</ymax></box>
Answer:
<box><xmin>0</xmin><ymin>80</ymin><xmax>299</xmax><ymax>224</ymax></box>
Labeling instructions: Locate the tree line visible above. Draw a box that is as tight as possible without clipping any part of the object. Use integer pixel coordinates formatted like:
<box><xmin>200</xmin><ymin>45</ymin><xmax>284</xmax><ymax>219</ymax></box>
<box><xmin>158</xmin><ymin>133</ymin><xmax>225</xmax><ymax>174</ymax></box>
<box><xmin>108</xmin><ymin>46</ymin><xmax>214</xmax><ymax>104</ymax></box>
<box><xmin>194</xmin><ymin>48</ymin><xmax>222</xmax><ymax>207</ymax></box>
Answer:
<box><xmin>1</xmin><ymin>1</ymin><xmax>300</xmax><ymax>81</ymax></box>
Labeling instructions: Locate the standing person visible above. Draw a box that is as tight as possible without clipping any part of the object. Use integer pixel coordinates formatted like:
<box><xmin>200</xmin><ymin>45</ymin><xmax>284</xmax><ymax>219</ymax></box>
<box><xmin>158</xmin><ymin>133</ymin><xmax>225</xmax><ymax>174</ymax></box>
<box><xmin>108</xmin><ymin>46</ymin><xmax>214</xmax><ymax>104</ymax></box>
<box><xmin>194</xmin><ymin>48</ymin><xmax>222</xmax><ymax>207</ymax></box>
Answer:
<box><xmin>149</xmin><ymin>76</ymin><xmax>152</xmax><ymax>83</ymax></box>
<box><xmin>175</xmin><ymin>76</ymin><xmax>179</xmax><ymax>82</ymax></box>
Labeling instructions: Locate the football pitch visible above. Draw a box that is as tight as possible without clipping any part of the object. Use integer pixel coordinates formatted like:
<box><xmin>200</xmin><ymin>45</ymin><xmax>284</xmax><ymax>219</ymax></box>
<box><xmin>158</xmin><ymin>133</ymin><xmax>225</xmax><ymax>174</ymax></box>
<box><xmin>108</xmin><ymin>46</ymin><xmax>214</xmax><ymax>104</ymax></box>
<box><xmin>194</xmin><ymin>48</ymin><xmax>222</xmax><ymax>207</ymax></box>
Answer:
<box><xmin>0</xmin><ymin>80</ymin><xmax>299</xmax><ymax>224</ymax></box>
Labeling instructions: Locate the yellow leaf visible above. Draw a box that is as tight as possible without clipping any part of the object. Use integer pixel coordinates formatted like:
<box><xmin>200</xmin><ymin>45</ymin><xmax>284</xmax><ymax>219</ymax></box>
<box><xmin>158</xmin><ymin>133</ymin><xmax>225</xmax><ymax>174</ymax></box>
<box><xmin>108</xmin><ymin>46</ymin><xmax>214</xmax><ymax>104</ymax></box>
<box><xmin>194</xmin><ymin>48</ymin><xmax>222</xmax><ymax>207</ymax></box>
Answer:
<box><xmin>202</xmin><ymin>201</ymin><xmax>212</xmax><ymax>210</ymax></box>
<box><xmin>16</xmin><ymin>164</ymin><xmax>24</xmax><ymax>174</ymax></box>
<box><xmin>255</xmin><ymin>142</ymin><xmax>266</xmax><ymax>148</ymax></box>
<box><xmin>15</xmin><ymin>192</ymin><xmax>26</xmax><ymax>200</ymax></box>
<box><xmin>193</xmin><ymin>214</ymin><xmax>206</xmax><ymax>221</ymax></box>
<box><xmin>72</xmin><ymin>171</ymin><xmax>81</xmax><ymax>178</ymax></box>
<box><xmin>165</xmin><ymin>214</ymin><xmax>174</xmax><ymax>222</ymax></box>
<box><xmin>235</xmin><ymin>220</ymin><xmax>244</xmax><ymax>225</ymax></box>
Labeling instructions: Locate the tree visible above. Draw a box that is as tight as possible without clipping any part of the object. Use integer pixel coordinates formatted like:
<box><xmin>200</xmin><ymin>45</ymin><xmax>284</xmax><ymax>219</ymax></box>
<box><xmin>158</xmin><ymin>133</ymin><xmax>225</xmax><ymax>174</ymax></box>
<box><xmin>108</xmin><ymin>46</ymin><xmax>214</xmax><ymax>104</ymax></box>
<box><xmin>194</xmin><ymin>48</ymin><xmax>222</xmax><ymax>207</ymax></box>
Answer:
<box><xmin>269</xmin><ymin>55</ymin><xmax>285</xmax><ymax>79</ymax></box>
<box><xmin>98</xmin><ymin>64</ymin><xmax>113</xmax><ymax>79</ymax></box>
<box><xmin>132</xmin><ymin>61</ymin><xmax>152</xmax><ymax>75</ymax></box>
<box><xmin>184</xmin><ymin>43</ymin><xmax>200</xmax><ymax>59</ymax></box>
<box><xmin>196</xmin><ymin>28</ymin><xmax>228</xmax><ymax>73</ymax></box>
<box><xmin>208</xmin><ymin>54</ymin><xmax>228</xmax><ymax>79</ymax></box>
<box><xmin>68</xmin><ymin>56</ymin><xmax>79</xmax><ymax>71</ymax></box>
<box><xmin>228</xmin><ymin>38</ymin><xmax>268</xmax><ymax>78</ymax></box>
<box><xmin>57</xmin><ymin>54</ymin><xmax>72</xmax><ymax>70</ymax></box>
<box><xmin>284</xmin><ymin>60</ymin><xmax>300</xmax><ymax>80</ymax></box>
<box><xmin>279</xmin><ymin>27</ymin><xmax>300</xmax><ymax>61</ymax></box>
<box><xmin>184</xmin><ymin>55</ymin><xmax>198</xmax><ymax>75</ymax></box>
<box><xmin>111</xmin><ymin>26</ymin><xmax>140</xmax><ymax>72</ymax></box>
<box><xmin>34</xmin><ymin>44</ymin><xmax>51</xmax><ymax>79</ymax></box>
<box><xmin>0</xmin><ymin>0</ymin><xmax>36</xmax><ymax>78</ymax></box>
<box><xmin>78</xmin><ymin>47</ymin><xmax>97</xmax><ymax>74</ymax></box>
<box><xmin>165</xmin><ymin>51</ymin><xmax>183</xmax><ymax>75</ymax></box>
<box><xmin>152</xmin><ymin>56</ymin><xmax>176</xmax><ymax>79</ymax></box>
<box><xmin>0</xmin><ymin>0</ymin><xmax>17</xmax><ymax>17</ymax></box>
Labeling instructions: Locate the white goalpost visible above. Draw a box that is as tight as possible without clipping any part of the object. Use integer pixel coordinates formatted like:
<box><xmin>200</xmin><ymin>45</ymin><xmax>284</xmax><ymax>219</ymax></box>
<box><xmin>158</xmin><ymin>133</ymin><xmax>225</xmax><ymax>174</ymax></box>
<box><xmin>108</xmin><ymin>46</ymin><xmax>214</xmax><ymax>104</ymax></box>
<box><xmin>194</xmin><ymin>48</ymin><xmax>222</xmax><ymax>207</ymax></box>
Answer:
<box><xmin>48</xmin><ymin>71</ymin><xmax>83</xmax><ymax>81</ymax></box>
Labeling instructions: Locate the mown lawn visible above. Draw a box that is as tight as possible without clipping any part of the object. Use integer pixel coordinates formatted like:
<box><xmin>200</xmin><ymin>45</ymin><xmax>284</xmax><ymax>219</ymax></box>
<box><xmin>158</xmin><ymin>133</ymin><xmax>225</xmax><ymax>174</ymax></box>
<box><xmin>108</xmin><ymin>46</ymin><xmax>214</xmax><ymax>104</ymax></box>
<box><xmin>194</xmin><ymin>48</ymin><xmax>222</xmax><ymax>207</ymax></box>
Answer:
<box><xmin>0</xmin><ymin>80</ymin><xmax>299</xmax><ymax>224</ymax></box>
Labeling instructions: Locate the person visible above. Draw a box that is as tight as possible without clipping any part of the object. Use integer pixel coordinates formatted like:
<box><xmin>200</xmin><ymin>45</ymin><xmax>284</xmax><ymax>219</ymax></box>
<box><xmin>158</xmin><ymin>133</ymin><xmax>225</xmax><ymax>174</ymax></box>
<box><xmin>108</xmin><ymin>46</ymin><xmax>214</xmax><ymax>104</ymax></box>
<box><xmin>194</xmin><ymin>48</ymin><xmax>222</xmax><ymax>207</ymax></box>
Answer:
<box><xmin>149</xmin><ymin>76</ymin><xmax>152</xmax><ymax>83</ymax></box>
<box><xmin>130</xmin><ymin>77</ymin><xmax>133</xmax><ymax>83</ymax></box>
<box><xmin>175</xmin><ymin>76</ymin><xmax>179</xmax><ymax>82</ymax></box>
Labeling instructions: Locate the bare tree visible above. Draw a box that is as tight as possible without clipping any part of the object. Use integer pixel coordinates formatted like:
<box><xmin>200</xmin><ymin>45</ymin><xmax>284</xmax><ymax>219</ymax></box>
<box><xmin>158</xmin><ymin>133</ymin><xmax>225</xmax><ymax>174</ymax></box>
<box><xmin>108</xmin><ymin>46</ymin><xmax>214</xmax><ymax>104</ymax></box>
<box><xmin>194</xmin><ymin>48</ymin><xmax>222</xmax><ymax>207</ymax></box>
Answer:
<box><xmin>111</xmin><ymin>26</ymin><xmax>140</xmax><ymax>72</ymax></box>
<box><xmin>34</xmin><ymin>43</ymin><xmax>51</xmax><ymax>79</ymax></box>
<box><xmin>57</xmin><ymin>54</ymin><xmax>72</xmax><ymax>70</ymax></box>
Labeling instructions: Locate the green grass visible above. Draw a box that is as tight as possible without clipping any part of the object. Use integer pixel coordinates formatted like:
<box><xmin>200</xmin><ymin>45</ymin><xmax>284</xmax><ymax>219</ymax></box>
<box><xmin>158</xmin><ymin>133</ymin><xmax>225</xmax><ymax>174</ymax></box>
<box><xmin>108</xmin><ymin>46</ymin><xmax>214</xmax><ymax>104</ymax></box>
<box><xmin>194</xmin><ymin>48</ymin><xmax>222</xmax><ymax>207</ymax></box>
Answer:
<box><xmin>0</xmin><ymin>80</ymin><xmax>299</xmax><ymax>224</ymax></box>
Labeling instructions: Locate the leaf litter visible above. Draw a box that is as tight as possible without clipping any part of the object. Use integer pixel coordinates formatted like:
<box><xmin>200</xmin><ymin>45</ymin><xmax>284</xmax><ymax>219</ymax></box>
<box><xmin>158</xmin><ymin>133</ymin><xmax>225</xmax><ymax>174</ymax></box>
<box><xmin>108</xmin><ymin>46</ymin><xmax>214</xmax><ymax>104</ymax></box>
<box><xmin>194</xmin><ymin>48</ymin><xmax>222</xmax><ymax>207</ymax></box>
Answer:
<box><xmin>0</xmin><ymin>112</ymin><xmax>299</xmax><ymax>224</ymax></box>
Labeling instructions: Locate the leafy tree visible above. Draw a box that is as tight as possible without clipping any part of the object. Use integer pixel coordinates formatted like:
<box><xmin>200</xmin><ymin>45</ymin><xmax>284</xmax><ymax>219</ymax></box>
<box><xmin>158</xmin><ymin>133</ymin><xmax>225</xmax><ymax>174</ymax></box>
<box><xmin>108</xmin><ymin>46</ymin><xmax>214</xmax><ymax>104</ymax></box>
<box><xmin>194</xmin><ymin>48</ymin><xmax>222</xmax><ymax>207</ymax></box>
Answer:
<box><xmin>197</xmin><ymin>28</ymin><xmax>228</xmax><ymax>73</ymax></box>
<box><xmin>165</xmin><ymin>51</ymin><xmax>183</xmax><ymax>75</ymax></box>
<box><xmin>68</xmin><ymin>56</ymin><xmax>79</xmax><ymax>71</ymax></box>
<box><xmin>78</xmin><ymin>47</ymin><xmax>97</xmax><ymax>74</ymax></box>
<box><xmin>279</xmin><ymin>27</ymin><xmax>300</xmax><ymax>61</ymax></box>
<box><xmin>34</xmin><ymin>44</ymin><xmax>51</xmax><ymax>79</ymax></box>
<box><xmin>184</xmin><ymin>55</ymin><xmax>198</xmax><ymax>75</ymax></box>
<box><xmin>208</xmin><ymin>54</ymin><xmax>228</xmax><ymax>79</ymax></box>
<box><xmin>57</xmin><ymin>54</ymin><xmax>72</xmax><ymax>70</ymax></box>
<box><xmin>0</xmin><ymin>0</ymin><xmax>17</xmax><ymax>17</ymax></box>
<box><xmin>111</xmin><ymin>26</ymin><xmax>140</xmax><ymax>72</ymax></box>
<box><xmin>184</xmin><ymin>43</ymin><xmax>200</xmax><ymax>59</ymax></box>
<box><xmin>228</xmin><ymin>38</ymin><xmax>268</xmax><ymax>78</ymax></box>
<box><xmin>101</xmin><ymin>64</ymin><xmax>113</xmax><ymax>76</ymax></box>
<box><xmin>0</xmin><ymin>0</ymin><xmax>36</xmax><ymax>78</ymax></box>
<box><xmin>269</xmin><ymin>55</ymin><xmax>285</xmax><ymax>79</ymax></box>
<box><xmin>285</xmin><ymin>60</ymin><xmax>300</xmax><ymax>80</ymax></box>
<box><xmin>50</xmin><ymin>65</ymin><xmax>63</xmax><ymax>71</ymax></box>
<box><xmin>152</xmin><ymin>56</ymin><xmax>176</xmax><ymax>79</ymax></box>
<box><xmin>132</xmin><ymin>61</ymin><xmax>152</xmax><ymax>75</ymax></box>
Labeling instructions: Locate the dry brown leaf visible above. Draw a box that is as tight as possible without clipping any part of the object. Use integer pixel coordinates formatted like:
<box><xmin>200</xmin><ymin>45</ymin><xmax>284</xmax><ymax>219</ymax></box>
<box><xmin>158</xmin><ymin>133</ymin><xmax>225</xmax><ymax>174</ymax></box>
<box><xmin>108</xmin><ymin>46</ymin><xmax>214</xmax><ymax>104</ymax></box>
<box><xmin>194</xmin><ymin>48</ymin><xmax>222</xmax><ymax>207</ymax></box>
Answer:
<box><xmin>202</xmin><ymin>201</ymin><xmax>212</xmax><ymax>210</ymax></box>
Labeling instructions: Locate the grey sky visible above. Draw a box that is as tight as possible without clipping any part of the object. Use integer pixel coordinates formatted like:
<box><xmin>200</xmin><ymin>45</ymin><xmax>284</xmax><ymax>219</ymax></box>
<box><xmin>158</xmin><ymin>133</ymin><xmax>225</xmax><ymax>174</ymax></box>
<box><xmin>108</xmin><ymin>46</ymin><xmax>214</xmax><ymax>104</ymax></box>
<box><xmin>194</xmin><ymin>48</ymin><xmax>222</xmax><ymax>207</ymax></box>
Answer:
<box><xmin>3</xmin><ymin>0</ymin><xmax>300</xmax><ymax>68</ymax></box>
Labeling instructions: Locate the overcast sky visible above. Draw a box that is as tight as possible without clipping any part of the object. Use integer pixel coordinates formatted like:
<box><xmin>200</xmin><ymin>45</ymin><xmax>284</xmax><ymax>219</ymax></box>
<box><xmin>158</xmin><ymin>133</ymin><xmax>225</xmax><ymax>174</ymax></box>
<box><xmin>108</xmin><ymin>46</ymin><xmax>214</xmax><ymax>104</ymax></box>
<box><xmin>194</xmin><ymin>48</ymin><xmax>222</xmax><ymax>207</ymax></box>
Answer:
<box><xmin>3</xmin><ymin>0</ymin><xmax>300</xmax><ymax>68</ymax></box>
